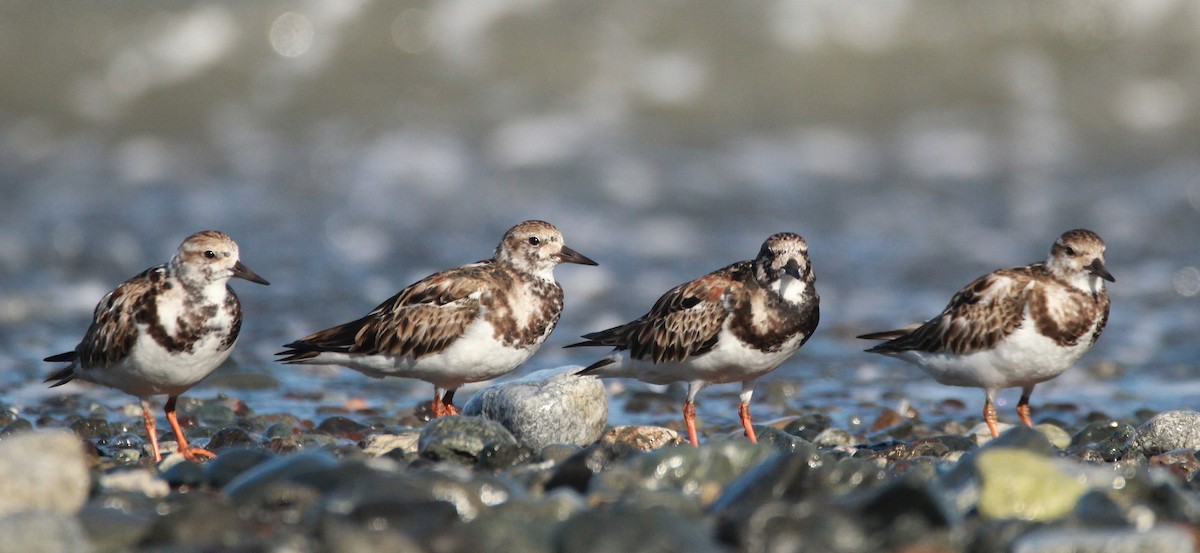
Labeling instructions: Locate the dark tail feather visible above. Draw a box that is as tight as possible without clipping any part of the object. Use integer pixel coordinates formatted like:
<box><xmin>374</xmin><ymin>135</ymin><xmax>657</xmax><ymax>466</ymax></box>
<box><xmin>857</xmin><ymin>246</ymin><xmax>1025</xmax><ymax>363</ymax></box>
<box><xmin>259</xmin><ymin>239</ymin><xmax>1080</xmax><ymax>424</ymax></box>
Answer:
<box><xmin>44</xmin><ymin>364</ymin><xmax>77</xmax><ymax>387</ymax></box>
<box><xmin>44</xmin><ymin>351</ymin><xmax>76</xmax><ymax>363</ymax></box>
<box><xmin>275</xmin><ymin>344</ymin><xmax>321</xmax><ymax>364</ymax></box>
<box><xmin>857</xmin><ymin>330</ymin><xmax>908</xmax><ymax>341</ymax></box>
<box><xmin>563</xmin><ymin>340</ymin><xmax>599</xmax><ymax>349</ymax></box>
<box><xmin>575</xmin><ymin>358</ymin><xmax>615</xmax><ymax>376</ymax></box>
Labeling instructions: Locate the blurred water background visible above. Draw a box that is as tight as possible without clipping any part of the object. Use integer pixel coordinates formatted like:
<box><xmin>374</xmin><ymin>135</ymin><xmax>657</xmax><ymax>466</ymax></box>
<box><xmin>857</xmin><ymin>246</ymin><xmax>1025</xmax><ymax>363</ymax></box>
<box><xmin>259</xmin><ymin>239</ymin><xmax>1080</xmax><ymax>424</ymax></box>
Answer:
<box><xmin>2</xmin><ymin>1</ymin><xmax>1198</xmax><ymax>433</ymax></box>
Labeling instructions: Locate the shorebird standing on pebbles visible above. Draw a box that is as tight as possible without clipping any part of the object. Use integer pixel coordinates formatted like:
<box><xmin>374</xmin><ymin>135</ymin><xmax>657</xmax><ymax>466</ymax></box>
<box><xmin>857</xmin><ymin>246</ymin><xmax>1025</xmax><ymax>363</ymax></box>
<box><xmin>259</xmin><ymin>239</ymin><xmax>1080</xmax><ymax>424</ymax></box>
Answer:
<box><xmin>859</xmin><ymin>229</ymin><xmax>1113</xmax><ymax>438</ymax></box>
<box><xmin>46</xmin><ymin>230</ymin><xmax>270</xmax><ymax>462</ymax></box>
<box><xmin>571</xmin><ymin>233</ymin><xmax>819</xmax><ymax>446</ymax></box>
<box><xmin>277</xmin><ymin>220</ymin><xmax>597</xmax><ymax>417</ymax></box>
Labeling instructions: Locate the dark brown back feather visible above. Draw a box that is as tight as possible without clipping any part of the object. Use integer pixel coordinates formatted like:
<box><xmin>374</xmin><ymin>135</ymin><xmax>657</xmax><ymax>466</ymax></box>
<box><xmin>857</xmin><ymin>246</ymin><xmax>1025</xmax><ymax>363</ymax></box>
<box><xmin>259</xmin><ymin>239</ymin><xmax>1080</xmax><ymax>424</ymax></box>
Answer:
<box><xmin>278</xmin><ymin>263</ymin><xmax>491</xmax><ymax>362</ymax></box>
<box><xmin>568</xmin><ymin>267</ymin><xmax>736</xmax><ymax>364</ymax></box>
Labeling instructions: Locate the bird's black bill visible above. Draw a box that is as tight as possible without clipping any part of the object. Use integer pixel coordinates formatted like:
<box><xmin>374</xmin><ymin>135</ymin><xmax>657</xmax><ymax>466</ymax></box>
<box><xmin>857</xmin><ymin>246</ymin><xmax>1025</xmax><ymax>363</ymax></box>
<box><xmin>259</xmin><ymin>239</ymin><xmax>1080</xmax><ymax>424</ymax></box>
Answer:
<box><xmin>557</xmin><ymin>245</ymin><xmax>598</xmax><ymax>266</ymax></box>
<box><xmin>232</xmin><ymin>261</ymin><xmax>271</xmax><ymax>285</ymax></box>
<box><xmin>784</xmin><ymin>258</ymin><xmax>803</xmax><ymax>279</ymax></box>
<box><xmin>1087</xmin><ymin>258</ymin><xmax>1115</xmax><ymax>283</ymax></box>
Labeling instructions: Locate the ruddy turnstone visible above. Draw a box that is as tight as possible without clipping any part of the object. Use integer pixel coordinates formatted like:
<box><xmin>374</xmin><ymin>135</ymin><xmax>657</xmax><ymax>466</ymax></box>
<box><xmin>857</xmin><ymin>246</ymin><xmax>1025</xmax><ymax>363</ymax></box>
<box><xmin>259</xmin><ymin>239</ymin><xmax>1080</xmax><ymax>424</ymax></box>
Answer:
<box><xmin>276</xmin><ymin>220</ymin><xmax>597</xmax><ymax>417</ymax></box>
<box><xmin>570</xmin><ymin>233</ymin><xmax>819</xmax><ymax>446</ymax></box>
<box><xmin>858</xmin><ymin>229</ymin><xmax>1113</xmax><ymax>438</ymax></box>
<box><xmin>45</xmin><ymin>230</ymin><xmax>269</xmax><ymax>462</ymax></box>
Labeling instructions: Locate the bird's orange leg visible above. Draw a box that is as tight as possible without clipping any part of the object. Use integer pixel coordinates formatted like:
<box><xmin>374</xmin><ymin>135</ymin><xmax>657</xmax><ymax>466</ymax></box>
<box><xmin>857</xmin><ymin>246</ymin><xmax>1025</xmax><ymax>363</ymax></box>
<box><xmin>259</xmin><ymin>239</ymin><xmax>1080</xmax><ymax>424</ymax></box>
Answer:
<box><xmin>165</xmin><ymin>396</ymin><xmax>215</xmax><ymax>462</ymax></box>
<box><xmin>443</xmin><ymin>389</ymin><xmax>459</xmax><ymax>416</ymax></box>
<box><xmin>739</xmin><ymin>403</ymin><xmax>758</xmax><ymax>444</ymax></box>
<box><xmin>983</xmin><ymin>395</ymin><xmax>1000</xmax><ymax>438</ymax></box>
<box><xmin>140</xmin><ymin>399</ymin><xmax>162</xmax><ymax>463</ymax></box>
<box><xmin>683</xmin><ymin>401</ymin><xmax>700</xmax><ymax>446</ymax></box>
<box><xmin>739</xmin><ymin>382</ymin><xmax>758</xmax><ymax>443</ymax></box>
<box><xmin>1017</xmin><ymin>386</ymin><xmax>1034</xmax><ymax>428</ymax></box>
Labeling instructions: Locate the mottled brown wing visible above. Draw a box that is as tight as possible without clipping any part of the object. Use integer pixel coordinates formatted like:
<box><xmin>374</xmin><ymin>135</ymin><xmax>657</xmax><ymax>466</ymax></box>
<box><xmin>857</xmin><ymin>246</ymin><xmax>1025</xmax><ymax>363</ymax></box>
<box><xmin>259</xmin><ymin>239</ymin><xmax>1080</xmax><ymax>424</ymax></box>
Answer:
<box><xmin>572</xmin><ymin>270</ymin><xmax>736</xmax><ymax>364</ymax></box>
<box><xmin>74</xmin><ymin>268</ymin><xmax>161</xmax><ymax>369</ymax></box>
<box><xmin>864</xmin><ymin>268</ymin><xmax>1033</xmax><ymax>356</ymax></box>
<box><xmin>279</xmin><ymin>264</ymin><xmax>489</xmax><ymax>361</ymax></box>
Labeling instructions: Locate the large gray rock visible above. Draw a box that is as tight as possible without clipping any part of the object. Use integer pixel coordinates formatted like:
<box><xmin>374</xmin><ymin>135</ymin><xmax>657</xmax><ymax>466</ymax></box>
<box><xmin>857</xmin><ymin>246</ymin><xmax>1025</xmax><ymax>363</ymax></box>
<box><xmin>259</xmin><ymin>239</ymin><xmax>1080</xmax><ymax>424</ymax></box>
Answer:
<box><xmin>462</xmin><ymin>367</ymin><xmax>608</xmax><ymax>450</ymax></box>
<box><xmin>0</xmin><ymin>512</ymin><xmax>93</xmax><ymax>553</ymax></box>
<box><xmin>0</xmin><ymin>430</ymin><xmax>90</xmax><ymax>516</ymax></box>
<box><xmin>1127</xmin><ymin>410</ymin><xmax>1200</xmax><ymax>456</ymax></box>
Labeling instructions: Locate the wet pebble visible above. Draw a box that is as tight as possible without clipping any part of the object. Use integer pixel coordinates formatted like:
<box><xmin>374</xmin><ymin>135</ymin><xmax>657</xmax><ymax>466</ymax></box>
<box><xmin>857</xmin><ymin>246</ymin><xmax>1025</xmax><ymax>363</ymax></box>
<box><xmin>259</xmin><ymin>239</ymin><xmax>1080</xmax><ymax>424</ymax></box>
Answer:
<box><xmin>1033</xmin><ymin>424</ymin><xmax>1072</xmax><ymax>449</ymax></box>
<box><xmin>781</xmin><ymin>411</ymin><xmax>832</xmax><ymax>440</ymax></box>
<box><xmin>362</xmin><ymin>430</ymin><xmax>421</xmax><ymax>458</ymax></box>
<box><xmin>462</xmin><ymin>367</ymin><xmax>608</xmax><ymax>450</ymax></box>
<box><xmin>418</xmin><ymin>416</ymin><xmax>522</xmax><ymax>466</ymax></box>
<box><xmin>207</xmin><ymin>426</ymin><xmax>257</xmax><ymax>450</ymax></box>
<box><xmin>317</xmin><ymin>415</ymin><xmax>368</xmax><ymax>439</ymax></box>
<box><xmin>1069</xmin><ymin>420</ymin><xmax>1136</xmax><ymax>461</ymax></box>
<box><xmin>593</xmin><ymin>441</ymin><xmax>770</xmax><ymax>508</ymax></box>
<box><xmin>713</xmin><ymin>445</ymin><xmax>889</xmax><ymax>542</ymax></box>
<box><xmin>205</xmin><ymin>447</ymin><xmax>276</xmax><ymax>488</ymax></box>
<box><xmin>194</xmin><ymin>404</ymin><xmax>236</xmax><ymax>427</ymax></box>
<box><xmin>812</xmin><ymin>427</ymin><xmax>855</xmax><ymax>448</ymax></box>
<box><xmin>455</xmin><ymin>489</ymin><xmax>584</xmax><ymax>553</ymax></box>
<box><xmin>0</xmin><ymin>418</ymin><xmax>33</xmax><ymax>436</ymax></box>
<box><xmin>99</xmin><ymin>469</ymin><xmax>168</xmax><ymax>498</ymax></box>
<box><xmin>1127</xmin><ymin>410</ymin><xmax>1200</xmax><ymax>457</ymax></box>
<box><xmin>223</xmin><ymin>451</ymin><xmax>340</xmax><ymax>505</ymax></box>
<box><xmin>68</xmin><ymin>418</ymin><xmax>111</xmax><ymax>441</ymax></box>
<box><xmin>975</xmin><ymin>448</ymin><xmax>1087</xmax><ymax>521</ymax></box>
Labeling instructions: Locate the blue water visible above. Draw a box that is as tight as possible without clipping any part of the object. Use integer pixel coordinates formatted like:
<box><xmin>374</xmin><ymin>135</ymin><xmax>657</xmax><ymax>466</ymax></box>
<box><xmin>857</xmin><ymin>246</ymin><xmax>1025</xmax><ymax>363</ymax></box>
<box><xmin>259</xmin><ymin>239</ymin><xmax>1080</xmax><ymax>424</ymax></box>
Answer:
<box><xmin>2</xmin><ymin>1</ymin><xmax>1198</xmax><ymax>433</ymax></box>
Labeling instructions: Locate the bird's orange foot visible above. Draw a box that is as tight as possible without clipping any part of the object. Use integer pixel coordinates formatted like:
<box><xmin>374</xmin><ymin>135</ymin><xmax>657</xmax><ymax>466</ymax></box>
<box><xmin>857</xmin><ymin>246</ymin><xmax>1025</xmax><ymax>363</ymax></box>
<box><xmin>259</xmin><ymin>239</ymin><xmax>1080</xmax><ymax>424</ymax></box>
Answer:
<box><xmin>178</xmin><ymin>447</ymin><xmax>216</xmax><ymax>462</ymax></box>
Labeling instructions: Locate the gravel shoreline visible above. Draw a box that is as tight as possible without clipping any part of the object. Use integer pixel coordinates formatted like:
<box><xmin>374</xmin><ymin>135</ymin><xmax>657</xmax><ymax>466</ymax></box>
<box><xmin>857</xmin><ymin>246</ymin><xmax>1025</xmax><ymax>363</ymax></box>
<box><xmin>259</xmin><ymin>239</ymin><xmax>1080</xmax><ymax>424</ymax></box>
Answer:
<box><xmin>2</xmin><ymin>370</ymin><xmax>1199</xmax><ymax>553</ymax></box>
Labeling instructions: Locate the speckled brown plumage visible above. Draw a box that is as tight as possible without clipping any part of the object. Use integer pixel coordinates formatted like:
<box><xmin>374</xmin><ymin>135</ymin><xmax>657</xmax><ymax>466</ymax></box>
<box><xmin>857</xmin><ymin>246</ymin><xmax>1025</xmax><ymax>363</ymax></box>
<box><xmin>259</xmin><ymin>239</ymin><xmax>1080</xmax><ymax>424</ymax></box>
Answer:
<box><xmin>858</xmin><ymin>228</ymin><xmax>1113</xmax><ymax>438</ymax></box>
<box><xmin>277</xmin><ymin>260</ymin><xmax>565</xmax><ymax>362</ymax></box>
<box><xmin>572</xmin><ymin>232</ymin><xmax>819</xmax><ymax>446</ymax></box>
<box><xmin>275</xmin><ymin>220</ymin><xmax>597</xmax><ymax>419</ymax></box>
<box><xmin>43</xmin><ymin>230</ymin><xmax>268</xmax><ymax>462</ymax></box>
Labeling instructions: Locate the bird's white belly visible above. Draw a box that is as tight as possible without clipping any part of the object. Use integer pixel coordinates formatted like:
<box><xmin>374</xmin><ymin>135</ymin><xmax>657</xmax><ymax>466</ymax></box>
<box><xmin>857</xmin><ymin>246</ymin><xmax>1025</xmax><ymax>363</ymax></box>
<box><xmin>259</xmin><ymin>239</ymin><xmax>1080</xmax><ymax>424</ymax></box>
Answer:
<box><xmin>594</xmin><ymin>330</ymin><xmax>808</xmax><ymax>386</ymax></box>
<box><xmin>898</xmin><ymin>322</ymin><xmax>1092</xmax><ymax>390</ymax></box>
<box><xmin>306</xmin><ymin>318</ymin><xmax>540</xmax><ymax>388</ymax></box>
<box><xmin>83</xmin><ymin>330</ymin><xmax>234</xmax><ymax>397</ymax></box>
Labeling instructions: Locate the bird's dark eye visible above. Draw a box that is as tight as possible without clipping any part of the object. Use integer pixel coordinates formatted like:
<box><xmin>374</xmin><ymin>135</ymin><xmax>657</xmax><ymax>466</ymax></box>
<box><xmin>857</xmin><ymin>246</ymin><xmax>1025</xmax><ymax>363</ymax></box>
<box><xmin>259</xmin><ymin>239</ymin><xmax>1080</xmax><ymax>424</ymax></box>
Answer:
<box><xmin>204</xmin><ymin>250</ymin><xmax>217</xmax><ymax>259</ymax></box>
<box><xmin>528</xmin><ymin>236</ymin><xmax>541</xmax><ymax>246</ymax></box>
<box><xmin>1064</xmin><ymin>246</ymin><xmax>1076</xmax><ymax>256</ymax></box>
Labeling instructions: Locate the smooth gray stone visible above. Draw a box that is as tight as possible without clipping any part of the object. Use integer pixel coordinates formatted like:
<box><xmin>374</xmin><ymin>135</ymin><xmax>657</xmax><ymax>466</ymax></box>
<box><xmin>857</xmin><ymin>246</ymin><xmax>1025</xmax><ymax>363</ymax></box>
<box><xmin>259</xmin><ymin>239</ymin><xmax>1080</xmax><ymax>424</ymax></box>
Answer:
<box><xmin>0</xmin><ymin>512</ymin><xmax>93</xmax><ymax>553</ymax></box>
<box><xmin>462</xmin><ymin>366</ymin><xmax>607</xmax><ymax>450</ymax></box>
<box><xmin>0</xmin><ymin>430</ymin><xmax>90</xmax><ymax>517</ymax></box>
<box><xmin>1127</xmin><ymin>410</ymin><xmax>1200</xmax><ymax>456</ymax></box>
<box><xmin>418</xmin><ymin>415</ymin><xmax>521</xmax><ymax>464</ymax></box>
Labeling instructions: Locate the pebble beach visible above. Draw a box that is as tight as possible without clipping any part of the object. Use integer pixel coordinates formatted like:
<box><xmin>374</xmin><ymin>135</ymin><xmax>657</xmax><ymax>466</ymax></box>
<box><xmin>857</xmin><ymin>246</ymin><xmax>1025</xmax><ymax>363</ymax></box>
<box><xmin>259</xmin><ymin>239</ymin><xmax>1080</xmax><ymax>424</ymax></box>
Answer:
<box><xmin>2</xmin><ymin>2</ymin><xmax>1200</xmax><ymax>552</ymax></box>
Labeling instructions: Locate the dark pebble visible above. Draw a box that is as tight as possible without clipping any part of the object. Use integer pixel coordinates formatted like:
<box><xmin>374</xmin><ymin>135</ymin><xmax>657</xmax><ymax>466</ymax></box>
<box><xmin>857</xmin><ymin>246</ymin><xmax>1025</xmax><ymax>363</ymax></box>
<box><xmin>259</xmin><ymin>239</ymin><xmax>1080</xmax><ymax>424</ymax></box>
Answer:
<box><xmin>557</xmin><ymin>503</ymin><xmax>724</xmax><ymax>553</ymax></box>
<box><xmin>0</xmin><ymin>419</ymin><xmax>33</xmax><ymax>437</ymax></box>
<box><xmin>223</xmin><ymin>451</ymin><xmax>340</xmax><ymax>505</ymax></box>
<box><xmin>69</xmin><ymin>418</ymin><xmax>111</xmax><ymax>441</ymax></box>
<box><xmin>540</xmin><ymin>443</ymin><xmax>582</xmax><ymax>464</ymax></box>
<box><xmin>205</xmin><ymin>447</ymin><xmax>276</xmax><ymax>488</ymax></box>
<box><xmin>783</xmin><ymin>412</ymin><xmax>832</xmax><ymax>441</ymax></box>
<box><xmin>752</xmin><ymin>425</ymin><xmax>812</xmax><ymax>452</ymax></box>
<box><xmin>160</xmin><ymin>459</ymin><xmax>207</xmax><ymax>488</ymax></box>
<box><xmin>207</xmin><ymin>426</ymin><xmax>257</xmax><ymax>450</ymax></box>
<box><xmin>1068</xmin><ymin>420</ymin><xmax>1136</xmax><ymax>461</ymax></box>
<box><xmin>317</xmin><ymin>415</ymin><xmax>368</xmax><ymax>438</ymax></box>
<box><xmin>713</xmin><ymin>446</ymin><xmax>888</xmax><ymax>542</ymax></box>
<box><xmin>418</xmin><ymin>416</ymin><xmax>520</xmax><ymax>465</ymax></box>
